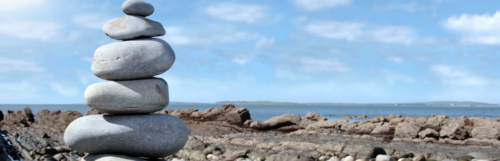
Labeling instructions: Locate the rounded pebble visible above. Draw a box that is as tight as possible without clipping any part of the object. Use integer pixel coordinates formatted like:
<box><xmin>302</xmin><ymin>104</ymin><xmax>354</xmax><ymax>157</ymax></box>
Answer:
<box><xmin>103</xmin><ymin>15</ymin><xmax>165</xmax><ymax>40</ymax></box>
<box><xmin>122</xmin><ymin>0</ymin><xmax>154</xmax><ymax>17</ymax></box>
<box><xmin>92</xmin><ymin>38</ymin><xmax>175</xmax><ymax>80</ymax></box>
<box><xmin>84</xmin><ymin>78</ymin><xmax>169</xmax><ymax>114</ymax></box>
<box><xmin>64</xmin><ymin>114</ymin><xmax>189</xmax><ymax>158</ymax></box>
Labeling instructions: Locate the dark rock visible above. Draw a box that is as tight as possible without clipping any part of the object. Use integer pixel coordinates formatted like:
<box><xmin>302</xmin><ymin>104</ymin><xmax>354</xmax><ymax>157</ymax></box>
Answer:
<box><xmin>2</xmin><ymin>107</ymin><xmax>35</xmax><ymax>127</ymax></box>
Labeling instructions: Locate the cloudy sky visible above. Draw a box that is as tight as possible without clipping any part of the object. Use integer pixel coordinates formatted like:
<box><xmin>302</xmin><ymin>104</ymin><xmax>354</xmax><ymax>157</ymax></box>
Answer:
<box><xmin>2</xmin><ymin>0</ymin><xmax>500</xmax><ymax>104</ymax></box>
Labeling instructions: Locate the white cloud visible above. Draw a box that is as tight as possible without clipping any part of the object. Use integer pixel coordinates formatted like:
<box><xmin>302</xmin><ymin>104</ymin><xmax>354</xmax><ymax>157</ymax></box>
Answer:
<box><xmin>369</xmin><ymin>26</ymin><xmax>416</xmax><ymax>44</ymax></box>
<box><xmin>373</xmin><ymin>1</ymin><xmax>430</xmax><ymax>12</ymax></box>
<box><xmin>430</xmin><ymin>65</ymin><xmax>488</xmax><ymax>86</ymax></box>
<box><xmin>72</xmin><ymin>13</ymin><xmax>112</xmax><ymax>30</ymax></box>
<box><xmin>305</xmin><ymin>20</ymin><xmax>416</xmax><ymax>44</ymax></box>
<box><xmin>275</xmin><ymin>56</ymin><xmax>351</xmax><ymax>80</ymax></box>
<box><xmin>305</xmin><ymin>20</ymin><xmax>364</xmax><ymax>41</ymax></box>
<box><xmin>205</xmin><ymin>3</ymin><xmax>273</xmax><ymax>24</ymax></box>
<box><xmin>0</xmin><ymin>20</ymin><xmax>64</xmax><ymax>41</ymax></box>
<box><xmin>50</xmin><ymin>82</ymin><xmax>79</xmax><ymax>97</ymax></box>
<box><xmin>443</xmin><ymin>11</ymin><xmax>500</xmax><ymax>45</ymax></box>
<box><xmin>386</xmin><ymin>56</ymin><xmax>404</xmax><ymax>63</ymax></box>
<box><xmin>0</xmin><ymin>81</ymin><xmax>41</xmax><ymax>100</ymax></box>
<box><xmin>381</xmin><ymin>70</ymin><xmax>415</xmax><ymax>84</ymax></box>
<box><xmin>0</xmin><ymin>0</ymin><xmax>47</xmax><ymax>12</ymax></box>
<box><xmin>74</xmin><ymin>70</ymin><xmax>103</xmax><ymax>85</ymax></box>
<box><xmin>293</xmin><ymin>0</ymin><xmax>352</xmax><ymax>11</ymax></box>
<box><xmin>162</xmin><ymin>27</ymin><xmax>260</xmax><ymax>46</ymax></box>
<box><xmin>0</xmin><ymin>57</ymin><xmax>44</xmax><ymax>72</ymax></box>
<box><xmin>255</xmin><ymin>37</ymin><xmax>275</xmax><ymax>49</ymax></box>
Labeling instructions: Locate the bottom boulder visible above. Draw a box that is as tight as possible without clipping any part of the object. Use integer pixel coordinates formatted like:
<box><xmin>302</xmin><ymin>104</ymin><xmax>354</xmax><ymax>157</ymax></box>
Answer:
<box><xmin>64</xmin><ymin>114</ymin><xmax>189</xmax><ymax>158</ymax></box>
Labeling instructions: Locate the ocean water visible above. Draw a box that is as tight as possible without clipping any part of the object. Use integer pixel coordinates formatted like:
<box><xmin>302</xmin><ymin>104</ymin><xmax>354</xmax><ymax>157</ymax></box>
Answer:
<box><xmin>0</xmin><ymin>104</ymin><xmax>498</xmax><ymax>122</ymax></box>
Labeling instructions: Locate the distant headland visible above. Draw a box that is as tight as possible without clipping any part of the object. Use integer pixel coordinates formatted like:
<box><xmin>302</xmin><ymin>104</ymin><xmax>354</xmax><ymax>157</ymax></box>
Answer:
<box><xmin>214</xmin><ymin>101</ymin><xmax>500</xmax><ymax>106</ymax></box>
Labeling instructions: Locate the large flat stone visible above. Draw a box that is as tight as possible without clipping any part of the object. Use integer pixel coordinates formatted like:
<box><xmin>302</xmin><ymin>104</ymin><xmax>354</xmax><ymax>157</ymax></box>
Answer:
<box><xmin>103</xmin><ymin>15</ymin><xmax>165</xmax><ymax>40</ymax></box>
<box><xmin>85</xmin><ymin>78</ymin><xmax>168</xmax><ymax>114</ymax></box>
<box><xmin>82</xmin><ymin>154</ymin><xmax>147</xmax><ymax>161</ymax></box>
<box><xmin>64</xmin><ymin>114</ymin><xmax>189</xmax><ymax>159</ymax></box>
<box><xmin>91</xmin><ymin>38</ymin><xmax>175</xmax><ymax>80</ymax></box>
<box><xmin>122</xmin><ymin>0</ymin><xmax>154</xmax><ymax>17</ymax></box>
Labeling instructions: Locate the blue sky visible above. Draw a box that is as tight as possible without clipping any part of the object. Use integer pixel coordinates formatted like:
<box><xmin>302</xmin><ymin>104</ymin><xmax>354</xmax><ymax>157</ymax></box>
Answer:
<box><xmin>3</xmin><ymin>0</ymin><xmax>500</xmax><ymax>104</ymax></box>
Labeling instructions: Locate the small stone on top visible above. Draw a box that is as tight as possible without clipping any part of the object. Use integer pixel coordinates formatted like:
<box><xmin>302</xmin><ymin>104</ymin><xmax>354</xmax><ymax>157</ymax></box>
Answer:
<box><xmin>122</xmin><ymin>0</ymin><xmax>154</xmax><ymax>17</ymax></box>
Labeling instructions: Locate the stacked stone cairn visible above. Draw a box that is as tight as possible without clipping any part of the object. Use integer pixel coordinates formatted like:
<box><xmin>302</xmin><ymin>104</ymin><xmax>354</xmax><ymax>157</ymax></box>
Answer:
<box><xmin>64</xmin><ymin>0</ymin><xmax>189</xmax><ymax>160</ymax></box>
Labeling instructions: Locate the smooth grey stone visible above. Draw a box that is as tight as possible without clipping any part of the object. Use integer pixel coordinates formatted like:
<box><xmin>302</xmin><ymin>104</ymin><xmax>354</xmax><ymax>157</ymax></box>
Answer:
<box><xmin>85</xmin><ymin>78</ymin><xmax>168</xmax><ymax>114</ymax></box>
<box><xmin>92</xmin><ymin>38</ymin><xmax>175</xmax><ymax>80</ymax></box>
<box><xmin>64</xmin><ymin>114</ymin><xmax>189</xmax><ymax>158</ymax></box>
<box><xmin>82</xmin><ymin>154</ymin><xmax>147</xmax><ymax>161</ymax></box>
<box><xmin>122</xmin><ymin>0</ymin><xmax>154</xmax><ymax>17</ymax></box>
<box><xmin>103</xmin><ymin>15</ymin><xmax>165</xmax><ymax>40</ymax></box>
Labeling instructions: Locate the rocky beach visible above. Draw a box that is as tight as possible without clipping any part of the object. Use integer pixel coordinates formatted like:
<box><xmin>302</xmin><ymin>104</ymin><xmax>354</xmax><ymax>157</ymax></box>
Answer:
<box><xmin>0</xmin><ymin>104</ymin><xmax>499</xmax><ymax>161</ymax></box>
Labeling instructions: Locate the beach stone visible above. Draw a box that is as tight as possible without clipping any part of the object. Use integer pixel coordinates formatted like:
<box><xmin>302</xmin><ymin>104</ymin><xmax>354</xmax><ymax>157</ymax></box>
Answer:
<box><xmin>471</xmin><ymin>127</ymin><xmax>500</xmax><ymax>139</ymax></box>
<box><xmin>92</xmin><ymin>38</ymin><xmax>175</xmax><ymax>80</ymax></box>
<box><xmin>418</xmin><ymin>128</ymin><xmax>439</xmax><ymax>138</ymax></box>
<box><xmin>467</xmin><ymin>152</ymin><xmax>491</xmax><ymax>159</ymax></box>
<box><xmin>82</xmin><ymin>154</ymin><xmax>147</xmax><ymax>161</ymax></box>
<box><xmin>413</xmin><ymin>155</ymin><xmax>425</xmax><ymax>161</ymax></box>
<box><xmin>84</xmin><ymin>78</ymin><xmax>169</xmax><ymax>114</ymax></box>
<box><xmin>122</xmin><ymin>0</ymin><xmax>154</xmax><ymax>17</ymax></box>
<box><xmin>103</xmin><ymin>15</ymin><xmax>164</xmax><ymax>40</ymax></box>
<box><xmin>376</xmin><ymin>155</ymin><xmax>394</xmax><ymax>161</ymax></box>
<box><xmin>329</xmin><ymin>156</ymin><xmax>340</xmax><ymax>161</ymax></box>
<box><xmin>440</xmin><ymin>123</ymin><xmax>466</xmax><ymax>140</ymax></box>
<box><xmin>394</xmin><ymin>123</ymin><xmax>420</xmax><ymax>138</ymax></box>
<box><xmin>345</xmin><ymin>156</ymin><xmax>355</xmax><ymax>161</ymax></box>
<box><xmin>64</xmin><ymin>114</ymin><xmax>189</xmax><ymax>158</ymax></box>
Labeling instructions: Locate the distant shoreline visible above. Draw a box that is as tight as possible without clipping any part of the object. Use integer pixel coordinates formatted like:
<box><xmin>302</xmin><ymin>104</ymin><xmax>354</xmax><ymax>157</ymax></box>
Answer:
<box><xmin>215</xmin><ymin>101</ymin><xmax>500</xmax><ymax>107</ymax></box>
